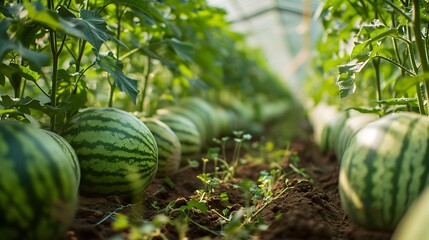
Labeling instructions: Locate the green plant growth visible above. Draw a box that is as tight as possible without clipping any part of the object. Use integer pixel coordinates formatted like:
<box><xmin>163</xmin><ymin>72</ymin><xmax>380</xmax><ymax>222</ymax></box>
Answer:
<box><xmin>0</xmin><ymin>0</ymin><xmax>294</xmax><ymax>130</ymax></box>
<box><xmin>100</xmin><ymin>132</ymin><xmax>312</xmax><ymax>239</ymax></box>
<box><xmin>308</xmin><ymin>0</ymin><xmax>429</xmax><ymax>115</ymax></box>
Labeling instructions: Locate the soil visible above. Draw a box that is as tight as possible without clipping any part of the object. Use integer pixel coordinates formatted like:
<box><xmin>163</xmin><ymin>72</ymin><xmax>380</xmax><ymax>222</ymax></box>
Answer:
<box><xmin>62</xmin><ymin>114</ymin><xmax>394</xmax><ymax>240</ymax></box>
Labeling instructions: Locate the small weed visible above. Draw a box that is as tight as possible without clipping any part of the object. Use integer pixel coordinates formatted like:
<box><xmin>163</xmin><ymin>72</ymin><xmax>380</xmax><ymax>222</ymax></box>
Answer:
<box><xmin>110</xmin><ymin>131</ymin><xmax>312</xmax><ymax>239</ymax></box>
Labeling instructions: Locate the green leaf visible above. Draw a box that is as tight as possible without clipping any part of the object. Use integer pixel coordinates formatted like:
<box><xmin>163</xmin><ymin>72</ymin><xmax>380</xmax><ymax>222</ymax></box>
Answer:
<box><xmin>373</xmin><ymin>97</ymin><xmax>417</xmax><ymax>105</ymax></box>
<box><xmin>351</xmin><ymin>20</ymin><xmax>399</xmax><ymax>60</ymax></box>
<box><xmin>346</xmin><ymin>106</ymin><xmax>382</xmax><ymax>114</ymax></box>
<box><xmin>96</xmin><ymin>51</ymin><xmax>139</xmax><ymax>104</ymax></box>
<box><xmin>185</xmin><ymin>199</ymin><xmax>207</xmax><ymax>214</ymax></box>
<box><xmin>0</xmin><ymin>63</ymin><xmax>40</xmax><ymax>82</ymax></box>
<box><xmin>0</xmin><ymin>74</ymin><xmax>5</xmax><ymax>86</ymax></box>
<box><xmin>109</xmin><ymin>0</ymin><xmax>166</xmax><ymax>23</ymax></box>
<box><xmin>0</xmin><ymin>21</ymin><xmax>50</xmax><ymax>69</ymax></box>
<box><xmin>220</xmin><ymin>192</ymin><xmax>229</xmax><ymax>202</ymax></box>
<box><xmin>24</xmin><ymin>1</ymin><xmax>62</xmax><ymax>30</ymax></box>
<box><xmin>336</xmin><ymin>59</ymin><xmax>370</xmax><ymax>98</ymax></box>
<box><xmin>164</xmin><ymin>38</ymin><xmax>195</xmax><ymax>62</ymax></box>
<box><xmin>395</xmin><ymin>74</ymin><xmax>429</xmax><ymax>93</ymax></box>
<box><xmin>60</xmin><ymin>9</ymin><xmax>123</xmax><ymax>52</ymax></box>
<box><xmin>0</xmin><ymin>96</ymin><xmax>58</xmax><ymax>117</ymax></box>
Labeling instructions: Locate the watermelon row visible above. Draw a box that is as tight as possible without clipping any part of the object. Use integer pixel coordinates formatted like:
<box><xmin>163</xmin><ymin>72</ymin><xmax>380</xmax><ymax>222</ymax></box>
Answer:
<box><xmin>312</xmin><ymin>110</ymin><xmax>429</xmax><ymax>232</ymax></box>
<box><xmin>0</xmin><ymin>95</ymin><xmax>292</xmax><ymax>239</ymax></box>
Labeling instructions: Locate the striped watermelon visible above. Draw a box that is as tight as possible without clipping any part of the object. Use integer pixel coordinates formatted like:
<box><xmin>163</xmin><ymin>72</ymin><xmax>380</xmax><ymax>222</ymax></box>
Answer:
<box><xmin>157</xmin><ymin>106</ymin><xmax>208</xmax><ymax>146</ymax></box>
<box><xmin>179</xmin><ymin>97</ymin><xmax>220</xmax><ymax>142</ymax></box>
<box><xmin>140</xmin><ymin>117</ymin><xmax>182</xmax><ymax>177</ymax></box>
<box><xmin>43</xmin><ymin>130</ymin><xmax>81</xmax><ymax>188</ymax></box>
<box><xmin>60</xmin><ymin>107</ymin><xmax>158</xmax><ymax>197</ymax></box>
<box><xmin>392</xmin><ymin>187</ymin><xmax>429</xmax><ymax>240</ymax></box>
<box><xmin>339</xmin><ymin>112</ymin><xmax>429</xmax><ymax>230</ymax></box>
<box><xmin>0</xmin><ymin>120</ymin><xmax>78</xmax><ymax>240</ymax></box>
<box><xmin>213</xmin><ymin>106</ymin><xmax>235</xmax><ymax>136</ymax></box>
<box><xmin>156</xmin><ymin>112</ymin><xmax>202</xmax><ymax>165</ymax></box>
<box><xmin>335</xmin><ymin>112</ymin><xmax>378</xmax><ymax>161</ymax></box>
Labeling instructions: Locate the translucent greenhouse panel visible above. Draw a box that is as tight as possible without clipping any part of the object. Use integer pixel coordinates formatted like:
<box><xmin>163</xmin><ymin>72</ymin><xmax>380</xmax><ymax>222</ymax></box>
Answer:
<box><xmin>208</xmin><ymin>0</ymin><xmax>323</xmax><ymax>98</ymax></box>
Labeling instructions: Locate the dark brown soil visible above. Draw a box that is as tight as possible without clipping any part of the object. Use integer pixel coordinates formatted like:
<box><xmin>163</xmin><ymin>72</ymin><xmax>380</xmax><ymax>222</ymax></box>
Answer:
<box><xmin>62</xmin><ymin>116</ymin><xmax>393</xmax><ymax>240</ymax></box>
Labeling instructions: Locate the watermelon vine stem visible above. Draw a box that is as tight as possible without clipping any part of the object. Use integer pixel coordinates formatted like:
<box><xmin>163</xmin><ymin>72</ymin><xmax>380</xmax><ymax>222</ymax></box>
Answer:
<box><xmin>48</xmin><ymin>0</ymin><xmax>58</xmax><ymax>131</ymax></box>
<box><xmin>405</xmin><ymin>24</ymin><xmax>426</xmax><ymax>114</ymax></box>
<box><xmin>108</xmin><ymin>4</ymin><xmax>124</xmax><ymax>107</ymax></box>
<box><xmin>140</xmin><ymin>57</ymin><xmax>152</xmax><ymax>113</ymax></box>
<box><xmin>412</xmin><ymin>0</ymin><xmax>429</xmax><ymax>114</ymax></box>
<box><xmin>391</xmin><ymin>13</ymin><xmax>411</xmax><ymax>111</ymax></box>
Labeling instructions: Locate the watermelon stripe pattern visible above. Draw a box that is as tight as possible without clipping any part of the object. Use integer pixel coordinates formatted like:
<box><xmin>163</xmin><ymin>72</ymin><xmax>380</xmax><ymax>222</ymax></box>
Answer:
<box><xmin>43</xmin><ymin>130</ymin><xmax>81</xmax><ymax>188</ymax></box>
<box><xmin>159</xmin><ymin>107</ymin><xmax>208</xmax><ymax>146</ymax></box>
<box><xmin>60</xmin><ymin>107</ymin><xmax>158</xmax><ymax>197</ymax></box>
<box><xmin>156</xmin><ymin>113</ymin><xmax>201</xmax><ymax>164</ymax></box>
<box><xmin>0</xmin><ymin>121</ymin><xmax>77</xmax><ymax>240</ymax></box>
<box><xmin>179</xmin><ymin>97</ymin><xmax>220</xmax><ymax>143</ymax></box>
<box><xmin>339</xmin><ymin>112</ymin><xmax>429</xmax><ymax>230</ymax></box>
<box><xmin>141</xmin><ymin>118</ymin><xmax>181</xmax><ymax>177</ymax></box>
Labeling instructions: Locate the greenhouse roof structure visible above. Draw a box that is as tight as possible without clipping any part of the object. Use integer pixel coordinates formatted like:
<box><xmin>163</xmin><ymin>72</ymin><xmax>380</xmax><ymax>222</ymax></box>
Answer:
<box><xmin>207</xmin><ymin>0</ymin><xmax>323</xmax><ymax>94</ymax></box>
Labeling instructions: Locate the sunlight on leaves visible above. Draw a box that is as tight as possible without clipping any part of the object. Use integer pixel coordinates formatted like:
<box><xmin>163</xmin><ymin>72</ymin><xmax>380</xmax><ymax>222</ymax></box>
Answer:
<box><xmin>24</xmin><ymin>1</ymin><xmax>62</xmax><ymax>30</ymax></box>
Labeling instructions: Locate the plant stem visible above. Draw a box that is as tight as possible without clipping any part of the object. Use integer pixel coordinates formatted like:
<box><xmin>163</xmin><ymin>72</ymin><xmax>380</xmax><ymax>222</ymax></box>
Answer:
<box><xmin>49</xmin><ymin>30</ymin><xmax>58</xmax><ymax>131</ymax></box>
<box><xmin>108</xmin><ymin>79</ymin><xmax>115</xmax><ymax>108</ymax></box>
<box><xmin>392</xmin><ymin>27</ymin><xmax>411</xmax><ymax>111</ymax></box>
<box><xmin>412</xmin><ymin>0</ymin><xmax>429</xmax><ymax>114</ymax></box>
<box><xmin>140</xmin><ymin>57</ymin><xmax>152</xmax><ymax>112</ymax></box>
<box><xmin>384</xmin><ymin>0</ymin><xmax>413</xmax><ymax>22</ymax></box>
<box><xmin>108</xmin><ymin>4</ymin><xmax>123</xmax><ymax>107</ymax></box>
<box><xmin>230</xmin><ymin>141</ymin><xmax>242</xmax><ymax>178</ymax></box>
<box><xmin>403</xmin><ymin>24</ymin><xmax>426</xmax><ymax>114</ymax></box>
<box><xmin>372</xmin><ymin>58</ymin><xmax>382</xmax><ymax>108</ymax></box>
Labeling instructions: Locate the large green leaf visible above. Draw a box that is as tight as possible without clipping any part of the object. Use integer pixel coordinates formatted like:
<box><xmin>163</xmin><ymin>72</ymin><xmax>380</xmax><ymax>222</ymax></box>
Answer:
<box><xmin>96</xmin><ymin>51</ymin><xmax>139</xmax><ymax>104</ymax></box>
<box><xmin>0</xmin><ymin>95</ymin><xmax>58</xmax><ymax>117</ymax></box>
<box><xmin>163</xmin><ymin>38</ymin><xmax>194</xmax><ymax>62</ymax></box>
<box><xmin>351</xmin><ymin>20</ymin><xmax>399</xmax><ymax>60</ymax></box>
<box><xmin>0</xmin><ymin>63</ymin><xmax>40</xmax><ymax>82</ymax></box>
<box><xmin>59</xmin><ymin>9</ymin><xmax>123</xmax><ymax>52</ymax></box>
<box><xmin>0</xmin><ymin>21</ymin><xmax>49</xmax><ymax>69</ymax></box>
<box><xmin>24</xmin><ymin>1</ymin><xmax>62</xmax><ymax>30</ymax></box>
<box><xmin>395</xmin><ymin>74</ymin><xmax>429</xmax><ymax>93</ymax></box>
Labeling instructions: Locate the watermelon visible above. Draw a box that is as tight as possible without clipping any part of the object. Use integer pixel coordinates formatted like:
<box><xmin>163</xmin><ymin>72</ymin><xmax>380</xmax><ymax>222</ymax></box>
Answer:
<box><xmin>140</xmin><ymin>117</ymin><xmax>182</xmax><ymax>177</ymax></box>
<box><xmin>339</xmin><ymin>112</ymin><xmax>429</xmax><ymax>230</ymax></box>
<box><xmin>43</xmin><ymin>129</ymin><xmax>81</xmax><ymax>188</ymax></box>
<box><xmin>307</xmin><ymin>103</ymin><xmax>338</xmax><ymax>152</ymax></box>
<box><xmin>213</xmin><ymin>106</ymin><xmax>234</xmax><ymax>136</ymax></box>
<box><xmin>60</xmin><ymin>107</ymin><xmax>158</xmax><ymax>197</ymax></box>
<box><xmin>179</xmin><ymin>97</ymin><xmax>220</xmax><ymax>143</ymax></box>
<box><xmin>335</xmin><ymin>112</ymin><xmax>378</xmax><ymax>161</ymax></box>
<box><xmin>0</xmin><ymin>120</ymin><xmax>78</xmax><ymax>240</ymax></box>
<box><xmin>392</xmin><ymin>187</ymin><xmax>429</xmax><ymax>240</ymax></box>
<box><xmin>157</xmin><ymin>106</ymin><xmax>208</xmax><ymax>146</ymax></box>
<box><xmin>156</xmin><ymin>112</ymin><xmax>202</xmax><ymax>164</ymax></box>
